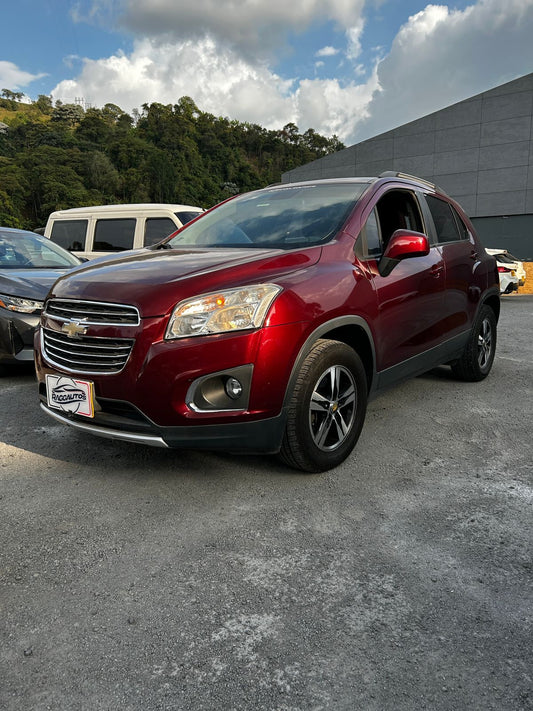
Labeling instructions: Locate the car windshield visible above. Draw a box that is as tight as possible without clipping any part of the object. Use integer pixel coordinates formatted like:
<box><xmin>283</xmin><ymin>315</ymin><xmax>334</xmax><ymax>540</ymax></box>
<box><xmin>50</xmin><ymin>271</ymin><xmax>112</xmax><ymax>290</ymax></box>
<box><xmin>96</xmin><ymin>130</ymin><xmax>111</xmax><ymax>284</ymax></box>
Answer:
<box><xmin>503</xmin><ymin>251</ymin><xmax>520</xmax><ymax>262</ymax></box>
<box><xmin>495</xmin><ymin>253</ymin><xmax>515</xmax><ymax>264</ymax></box>
<box><xmin>166</xmin><ymin>183</ymin><xmax>369</xmax><ymax>250</ymax></box>
<box><xmin>0</xmin><ymin>230</ymin><xmax>81</xmax><ymax>269</ymax></box>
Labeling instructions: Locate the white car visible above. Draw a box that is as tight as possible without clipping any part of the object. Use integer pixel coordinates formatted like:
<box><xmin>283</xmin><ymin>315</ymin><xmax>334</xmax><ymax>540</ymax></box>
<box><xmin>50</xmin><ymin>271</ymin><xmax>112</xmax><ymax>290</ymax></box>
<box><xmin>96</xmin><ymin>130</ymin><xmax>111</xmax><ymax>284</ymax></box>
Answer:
<box><xmin>486</xmin><ymin>248</ymin><xmax>526</xmax><ymax>291</ymax></box>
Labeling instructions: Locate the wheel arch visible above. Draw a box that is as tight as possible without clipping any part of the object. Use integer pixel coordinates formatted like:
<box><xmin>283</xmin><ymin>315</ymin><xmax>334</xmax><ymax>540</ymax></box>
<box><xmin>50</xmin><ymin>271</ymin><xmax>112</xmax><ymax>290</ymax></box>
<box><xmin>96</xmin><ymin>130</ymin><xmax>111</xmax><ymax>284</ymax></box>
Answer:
<box><xmin>283</xmin><ymin>316</ymin><xmax>376</xmax><ymax>408</ymax></box>
<box><xmin>481</xmin><ymin>289</ymin><xmax>500</xmax><ymax>322</ymax></box>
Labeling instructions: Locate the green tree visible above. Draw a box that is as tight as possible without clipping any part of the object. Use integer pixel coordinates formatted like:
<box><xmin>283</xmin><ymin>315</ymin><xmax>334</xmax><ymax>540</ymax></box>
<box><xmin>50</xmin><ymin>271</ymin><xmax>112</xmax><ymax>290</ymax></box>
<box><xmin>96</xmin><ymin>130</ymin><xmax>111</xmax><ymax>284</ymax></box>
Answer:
<box><xmin>34</xmin><ymin>95</ymin><xmax>53</xmax><ymax>115</ymax></box>
<box><xmin>20</xmin><ymin>146</ymin><xmax>91</xmax><ymax>223</ymax></box>
<box><xmin>83</xmin><ymin>151</ymin><xmax>120</xmax><ymax>197</ymax></box>
<box><xmin>76</xmin><ymin>108</ymin><xmax>114</xmax><ymax>146</ymax></box>
<box><xmin>0</xmin><ymin>189</ymin><xmax>23</xmax><ymax>227</ymax></box>
<box><xmin>51</xmin><ymin>103</ymin><xmax>85</xmax><ymax>128</ymax></box>
<box><xmin>2</xmin><ymin>89</ymin><xmax>24</xmax><ymax>101</ymax></box>
<box><xmin>0</xmin><ymin>94</ymin><xmax>344</xmax><ymax>227</ymax></box>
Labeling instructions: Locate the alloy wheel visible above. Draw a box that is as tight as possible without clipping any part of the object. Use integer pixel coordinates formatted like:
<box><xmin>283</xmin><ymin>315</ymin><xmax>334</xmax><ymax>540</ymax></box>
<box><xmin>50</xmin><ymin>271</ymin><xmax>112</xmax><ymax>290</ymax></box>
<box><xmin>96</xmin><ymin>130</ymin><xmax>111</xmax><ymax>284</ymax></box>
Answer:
<box><xmin>477</xmin><ymin>317</ymin><xmax>493</xmax><ymax>370</ymax></box>
<box><xmin>309</xmin><ymin>365</ymin><xmax>356</xmax><ymax>451</ymax></box>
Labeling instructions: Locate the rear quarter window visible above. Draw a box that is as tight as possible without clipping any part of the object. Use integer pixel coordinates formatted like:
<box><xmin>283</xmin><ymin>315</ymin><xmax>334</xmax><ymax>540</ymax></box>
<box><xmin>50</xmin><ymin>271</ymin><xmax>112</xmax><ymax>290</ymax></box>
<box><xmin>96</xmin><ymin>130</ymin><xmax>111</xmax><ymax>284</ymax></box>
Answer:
<box><xmin>144</xmin><ymin>217</ymin><xmax>179</xmax><ymax>246</ymax></box>
<box><xmin>175</xmin><ymin>211</ymin><xmax>203</xmax><ymax>225</ymax></box>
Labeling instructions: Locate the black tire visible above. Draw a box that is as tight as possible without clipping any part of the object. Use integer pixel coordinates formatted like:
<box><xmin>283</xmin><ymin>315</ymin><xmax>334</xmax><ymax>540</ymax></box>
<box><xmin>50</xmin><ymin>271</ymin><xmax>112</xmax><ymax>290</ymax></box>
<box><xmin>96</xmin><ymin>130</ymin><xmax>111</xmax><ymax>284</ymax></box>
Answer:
<box><xmin>451</xmin><ymin>304</ymin><xmax>497</xmax><ymax>382</ymax></box>
<box><xmin>279</xmin><ymin>339</ymin><xmax>367</xmax><ymax>473</ymax></box>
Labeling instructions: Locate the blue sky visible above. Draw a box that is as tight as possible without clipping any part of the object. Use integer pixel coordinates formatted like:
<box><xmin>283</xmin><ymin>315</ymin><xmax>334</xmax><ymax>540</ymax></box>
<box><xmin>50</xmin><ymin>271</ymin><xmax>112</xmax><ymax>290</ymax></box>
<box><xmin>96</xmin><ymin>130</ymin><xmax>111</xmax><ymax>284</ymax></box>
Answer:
<box><xmin>2</xmin><ymin>0</ymin><xmax>532</xmax><ymax>144</ymax></box>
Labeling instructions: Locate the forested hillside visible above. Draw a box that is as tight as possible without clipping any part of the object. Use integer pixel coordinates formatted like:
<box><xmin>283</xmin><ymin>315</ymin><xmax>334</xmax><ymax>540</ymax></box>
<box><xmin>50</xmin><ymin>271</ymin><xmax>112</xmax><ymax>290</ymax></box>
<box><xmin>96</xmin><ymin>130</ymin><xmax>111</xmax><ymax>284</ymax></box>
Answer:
<box><xmin>0</xmin><ymin>92</ymin><xmax>343</xmax><ymax>230</ymax></box>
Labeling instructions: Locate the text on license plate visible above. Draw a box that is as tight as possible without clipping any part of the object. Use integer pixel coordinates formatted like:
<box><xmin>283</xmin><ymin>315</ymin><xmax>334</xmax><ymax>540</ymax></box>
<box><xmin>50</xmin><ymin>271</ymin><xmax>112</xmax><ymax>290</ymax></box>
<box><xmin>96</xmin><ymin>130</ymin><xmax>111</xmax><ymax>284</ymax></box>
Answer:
<box><xmin>46</xmin><ymin>374</ymin><xmax>95</xmax><ymax>418</ymax></box>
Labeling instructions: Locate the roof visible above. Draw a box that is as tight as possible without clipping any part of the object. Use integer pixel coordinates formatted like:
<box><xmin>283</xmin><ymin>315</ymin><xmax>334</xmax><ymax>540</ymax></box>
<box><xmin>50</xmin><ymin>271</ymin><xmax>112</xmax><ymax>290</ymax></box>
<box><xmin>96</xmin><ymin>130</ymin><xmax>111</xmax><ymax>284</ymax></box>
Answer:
<box><xmin>48</xmin><ymin>203</ymin><xmax>204</xmax><ymax>218</ymax></box>
<box><xmin>265</xmin><ymin>172</ymin><xmax>444</xmax><ymax>195</ymax></box>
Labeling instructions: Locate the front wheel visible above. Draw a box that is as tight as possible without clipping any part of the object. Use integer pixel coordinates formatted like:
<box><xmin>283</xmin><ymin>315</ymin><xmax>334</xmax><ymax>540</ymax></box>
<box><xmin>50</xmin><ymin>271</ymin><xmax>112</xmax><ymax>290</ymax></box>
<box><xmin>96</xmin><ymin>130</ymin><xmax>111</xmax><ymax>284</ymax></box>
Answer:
<box><xmin>279</xmin><ymin>339</ymin><xmax>368</xmax><ymax>473</ymax></box>
<box><xmin>451</xmin><ymin>304</ymin><xmax>497</xmax><ymax>381</ymax></box>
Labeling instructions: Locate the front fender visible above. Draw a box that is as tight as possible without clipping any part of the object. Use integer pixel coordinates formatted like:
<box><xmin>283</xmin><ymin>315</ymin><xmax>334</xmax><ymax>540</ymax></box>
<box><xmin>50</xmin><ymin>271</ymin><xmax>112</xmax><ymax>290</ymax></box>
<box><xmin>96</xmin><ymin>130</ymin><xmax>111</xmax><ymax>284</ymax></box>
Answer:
<box><xmin>281</xmin><ymin>315</ymin><xmax>377</xmax><ymax>408</ymax></box>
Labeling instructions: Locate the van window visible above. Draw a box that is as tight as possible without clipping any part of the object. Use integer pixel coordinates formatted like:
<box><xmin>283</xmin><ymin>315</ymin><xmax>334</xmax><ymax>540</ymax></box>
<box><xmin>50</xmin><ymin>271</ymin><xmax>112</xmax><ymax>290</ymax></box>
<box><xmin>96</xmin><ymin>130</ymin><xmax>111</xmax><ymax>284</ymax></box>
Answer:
<box><xmin>93</xmin><ymin>218</ymin><xmax>136</xmax><ymax>251</ymax></box>
<box><xmin>175</xmin><ymin>211</ymin><xmax>202</xmax><ymax>225</ymax></box>
<box><xmin>144</xmin><ymin>217</ymin><xmax>179</xmax><ymax>246</ymax></box>
<box><xmin>50</xmin><ymin>219</ymin><xmax>88</xmax><ymax>251</ymax></box>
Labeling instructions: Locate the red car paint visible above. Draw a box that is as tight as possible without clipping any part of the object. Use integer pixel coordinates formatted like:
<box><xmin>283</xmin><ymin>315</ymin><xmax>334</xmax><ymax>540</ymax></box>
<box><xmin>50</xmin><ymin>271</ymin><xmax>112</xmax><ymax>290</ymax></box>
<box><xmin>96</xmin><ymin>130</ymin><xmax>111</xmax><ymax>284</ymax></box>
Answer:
<box><xmin>35</xmin><ymin>174</ymin><xmax>500</xmax><ymax>471</ymax></box>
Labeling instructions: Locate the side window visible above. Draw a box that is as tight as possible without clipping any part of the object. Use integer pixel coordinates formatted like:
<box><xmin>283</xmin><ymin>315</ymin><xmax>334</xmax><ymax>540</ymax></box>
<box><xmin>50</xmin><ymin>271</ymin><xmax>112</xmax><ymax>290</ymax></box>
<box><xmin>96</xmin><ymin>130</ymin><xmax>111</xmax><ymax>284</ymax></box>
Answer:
<box><xmin>144</xmin><ymin>218</ymin><xmax>178</xmax><ymax>246</ymax></box>
<box><xmin>426</xmin><ymin>196</ymin><xmax>461</xmax><ymax>244</ymax></box>
<box><xmin>375</xmin><ymin>190</ymin><xmax>424</xmax><ymax>248</ymax></box>
<box><xmin>175</xmin><ymin>211</ymin><xmax>202</xmax><ymax>225</ymax></box>
<box><xmin>50</xmin><ymin>220</ymin><xmax>88</xmax><ymax>251</ymax></box>
<box><xmin>361</xmin><ymin>209</ymin><xmax>382</xmax><ymax>257</ymax></box>
<box><xmin>93</xmin><ymin>218</ymin><xmax>136</xmax><ymax>251</ymax></box>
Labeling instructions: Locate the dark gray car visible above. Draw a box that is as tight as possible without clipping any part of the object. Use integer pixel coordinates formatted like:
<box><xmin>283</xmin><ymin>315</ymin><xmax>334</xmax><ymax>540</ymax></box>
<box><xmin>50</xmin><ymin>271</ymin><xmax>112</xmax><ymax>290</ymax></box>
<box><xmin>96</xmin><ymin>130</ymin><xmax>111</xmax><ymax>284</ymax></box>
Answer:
<box><xmin>0</xmin><ymin>227</ymin><xmax>81</xmax><ymax>367</ymax></box>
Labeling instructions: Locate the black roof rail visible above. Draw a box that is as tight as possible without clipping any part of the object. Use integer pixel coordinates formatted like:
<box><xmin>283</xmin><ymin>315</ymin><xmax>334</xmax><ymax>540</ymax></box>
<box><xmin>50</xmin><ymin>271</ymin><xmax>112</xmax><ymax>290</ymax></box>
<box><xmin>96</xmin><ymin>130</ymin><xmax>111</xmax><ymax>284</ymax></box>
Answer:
<box><xmin>378</xmin><ymin>171</ymin><xmax>448</xmax><ymax>196</ymax></box>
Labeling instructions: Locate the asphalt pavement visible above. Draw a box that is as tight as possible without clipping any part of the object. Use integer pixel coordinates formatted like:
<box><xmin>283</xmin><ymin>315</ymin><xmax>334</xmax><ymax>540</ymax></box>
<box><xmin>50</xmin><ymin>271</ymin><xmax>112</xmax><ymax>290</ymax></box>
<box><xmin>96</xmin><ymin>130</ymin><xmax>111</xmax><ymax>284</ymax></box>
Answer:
<box><xmin>1</xmin><ymin>295</ymin><xmax>532</xmax><ymax>710</ymax></box>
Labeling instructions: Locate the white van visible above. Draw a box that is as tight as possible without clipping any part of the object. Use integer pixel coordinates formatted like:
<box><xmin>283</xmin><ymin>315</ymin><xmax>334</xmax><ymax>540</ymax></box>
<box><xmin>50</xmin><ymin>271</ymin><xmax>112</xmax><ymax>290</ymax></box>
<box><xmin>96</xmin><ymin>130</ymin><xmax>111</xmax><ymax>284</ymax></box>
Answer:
<box><xmin>44</xmin><ymin>203</ymin><xmax>205</xmax><ymax>260</ymax></box>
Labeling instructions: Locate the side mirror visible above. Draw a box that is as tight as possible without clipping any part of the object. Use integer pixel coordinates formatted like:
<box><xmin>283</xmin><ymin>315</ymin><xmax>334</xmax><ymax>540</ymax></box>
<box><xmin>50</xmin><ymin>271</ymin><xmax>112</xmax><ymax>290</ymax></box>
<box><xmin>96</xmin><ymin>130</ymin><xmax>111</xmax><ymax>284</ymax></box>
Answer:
<box><xmin>378</xmin><ymin>229</ymin><xmax>430</xmax><ymax>277</ymax></box>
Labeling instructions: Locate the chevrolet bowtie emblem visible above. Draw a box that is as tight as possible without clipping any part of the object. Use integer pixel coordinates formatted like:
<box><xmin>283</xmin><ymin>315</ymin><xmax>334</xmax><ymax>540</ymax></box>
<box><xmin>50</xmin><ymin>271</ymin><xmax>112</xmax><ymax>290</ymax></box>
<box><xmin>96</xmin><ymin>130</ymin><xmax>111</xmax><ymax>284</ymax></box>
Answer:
<box><xmin>61</xmin><ymin>320</ymin><xmax>88</xmax><ymax>339</ymax></box>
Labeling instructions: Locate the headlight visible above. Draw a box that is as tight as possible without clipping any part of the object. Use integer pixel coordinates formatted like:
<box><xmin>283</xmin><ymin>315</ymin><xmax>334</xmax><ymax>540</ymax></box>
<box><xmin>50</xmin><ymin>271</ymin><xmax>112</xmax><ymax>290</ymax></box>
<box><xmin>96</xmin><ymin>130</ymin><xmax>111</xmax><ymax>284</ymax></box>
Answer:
<box><xmin>0</xmin><ymin>293</ymin><xmax>44</xmax><ymax>314</ymax></box>
<box><xmin>165</xmin><ymin>284</ymin><xmax>282</xmax><ymax>339</ymax></box>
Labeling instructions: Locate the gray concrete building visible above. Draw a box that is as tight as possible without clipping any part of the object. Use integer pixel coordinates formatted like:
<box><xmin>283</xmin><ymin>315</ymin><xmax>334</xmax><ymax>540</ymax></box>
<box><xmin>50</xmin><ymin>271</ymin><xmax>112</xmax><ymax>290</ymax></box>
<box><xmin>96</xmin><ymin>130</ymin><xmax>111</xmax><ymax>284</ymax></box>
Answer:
<box><xmin>282</xmin><ymin>73</ymin><xmax>533</xmax><ymax>259</ymax></box>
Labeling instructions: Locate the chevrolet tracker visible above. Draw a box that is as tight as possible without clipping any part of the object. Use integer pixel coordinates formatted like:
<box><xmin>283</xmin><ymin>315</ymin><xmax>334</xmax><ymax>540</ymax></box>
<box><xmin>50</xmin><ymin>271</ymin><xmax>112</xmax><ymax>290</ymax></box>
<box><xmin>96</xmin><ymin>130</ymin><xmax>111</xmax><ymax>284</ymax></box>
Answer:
<box><xmin>35</xmin><ymin>173</ymin><xmax>500</xmax><ymax>472</ymax></box>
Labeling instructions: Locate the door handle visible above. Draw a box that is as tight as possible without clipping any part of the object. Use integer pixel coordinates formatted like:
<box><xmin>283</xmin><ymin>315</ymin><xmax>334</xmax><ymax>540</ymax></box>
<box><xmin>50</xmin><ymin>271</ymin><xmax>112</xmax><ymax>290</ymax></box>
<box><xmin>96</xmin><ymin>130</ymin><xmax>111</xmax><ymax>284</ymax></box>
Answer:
<box><xmin>430</xmin><ymin>264</ymin><xmax>444</xmax><ymax>277</ymax></box>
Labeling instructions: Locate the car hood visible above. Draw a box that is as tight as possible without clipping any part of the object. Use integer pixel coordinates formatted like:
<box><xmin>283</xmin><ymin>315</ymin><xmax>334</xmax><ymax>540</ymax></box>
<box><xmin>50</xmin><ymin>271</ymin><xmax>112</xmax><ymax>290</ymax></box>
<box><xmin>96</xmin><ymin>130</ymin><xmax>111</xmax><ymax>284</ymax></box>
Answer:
<box><xmin>0</xmin><ymin>268</ymin><xmax>74</xmax><ymax>300</ymax></box>
<box><xmin>49</xmin><ymin>247</ymin><xmax>322</xmax><ymax>317</ymax></box>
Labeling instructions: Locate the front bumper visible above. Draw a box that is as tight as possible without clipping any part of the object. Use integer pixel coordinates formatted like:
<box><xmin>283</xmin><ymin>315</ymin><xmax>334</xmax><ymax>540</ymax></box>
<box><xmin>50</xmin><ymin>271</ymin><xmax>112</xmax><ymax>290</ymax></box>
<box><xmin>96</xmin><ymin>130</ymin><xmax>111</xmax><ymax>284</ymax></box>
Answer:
<box><xmin>36</xmin><ymin>316</ymin><xmax>305</xmax><ymax>424</ymax></box>
<box><xmin>0</xmin><ymin>311</ymin><xmax>39</xmax><ymax>363</ymax></box>
<box><xmin>35</xmin><ymin>315</ymin><xmax>307</xmax><ymax>452</ymax></box>
<box><xmin>502</xmin><ymin>281</ymin><xmax>519</xmax><ymax>294</ymax></box>
<box><xmin>39</xmin><ymin>399</ymin><xmax>288</xmax><ymax>453</ymax></box>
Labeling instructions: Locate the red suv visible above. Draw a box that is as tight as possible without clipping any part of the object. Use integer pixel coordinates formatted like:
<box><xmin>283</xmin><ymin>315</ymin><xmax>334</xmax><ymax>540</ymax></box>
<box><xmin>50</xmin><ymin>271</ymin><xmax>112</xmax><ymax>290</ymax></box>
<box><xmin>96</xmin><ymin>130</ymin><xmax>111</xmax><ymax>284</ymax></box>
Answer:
<box><xmin>35</xmin><ymin>173</ymin><xmax>499</xmax><ymax>472</ymax></box>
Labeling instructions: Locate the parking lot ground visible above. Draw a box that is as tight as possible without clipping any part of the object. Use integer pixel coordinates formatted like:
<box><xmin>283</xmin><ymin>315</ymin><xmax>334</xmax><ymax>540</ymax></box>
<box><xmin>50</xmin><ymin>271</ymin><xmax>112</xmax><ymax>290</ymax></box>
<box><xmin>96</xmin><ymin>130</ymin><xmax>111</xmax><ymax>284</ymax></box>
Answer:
<box><xmin>1</xmin><ymin>296</ymin><xmax>532</xmax><ymax>711</ymax></box>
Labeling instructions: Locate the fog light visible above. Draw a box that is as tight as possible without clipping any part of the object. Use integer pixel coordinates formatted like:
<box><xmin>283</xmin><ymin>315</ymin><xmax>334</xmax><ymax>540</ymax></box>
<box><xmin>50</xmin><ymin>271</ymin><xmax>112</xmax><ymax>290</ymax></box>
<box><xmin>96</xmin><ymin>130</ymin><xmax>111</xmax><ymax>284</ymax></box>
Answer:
<box><xmin>225</xmin><ymin>377</ymin><xmax>243</xmax><ymax>400</ymax></box>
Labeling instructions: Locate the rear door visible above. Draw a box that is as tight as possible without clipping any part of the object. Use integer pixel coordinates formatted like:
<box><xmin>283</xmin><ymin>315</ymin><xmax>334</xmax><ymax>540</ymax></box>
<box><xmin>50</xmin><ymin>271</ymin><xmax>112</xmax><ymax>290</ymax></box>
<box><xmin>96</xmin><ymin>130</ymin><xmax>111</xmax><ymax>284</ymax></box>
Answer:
<box><xmin>423</xmin><ymin>194</ymin><xmax>478</xmax><ymax>337</ymax></box>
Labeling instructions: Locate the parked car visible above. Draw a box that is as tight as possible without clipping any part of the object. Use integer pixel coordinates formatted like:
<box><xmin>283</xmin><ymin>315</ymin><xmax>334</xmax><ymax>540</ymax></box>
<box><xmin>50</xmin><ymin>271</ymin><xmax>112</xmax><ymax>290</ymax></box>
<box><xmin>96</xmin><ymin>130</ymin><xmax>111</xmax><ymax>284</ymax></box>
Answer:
<box><xmin>496</xmin><ymin>264</ymin><xmax>519</xmax><ymax>294</ymax></box>
<box><xmin>486</xmin><ymin>248</ymin><xmax>526</xmax><ymax>290</ymax></box>
<box><xmin>44</xmin><ymin>203</ymin><xmax>205</xmax><ymax>260</ymax></box>
<box><xmin>0</xmin><ymin>227</ymin><xmax>82</xmax><ymax>368</ymax></box>
<box><xmin>35</xmin><ymin>173</ymin><xmax>500</xmax><ymax>472</ymax></box>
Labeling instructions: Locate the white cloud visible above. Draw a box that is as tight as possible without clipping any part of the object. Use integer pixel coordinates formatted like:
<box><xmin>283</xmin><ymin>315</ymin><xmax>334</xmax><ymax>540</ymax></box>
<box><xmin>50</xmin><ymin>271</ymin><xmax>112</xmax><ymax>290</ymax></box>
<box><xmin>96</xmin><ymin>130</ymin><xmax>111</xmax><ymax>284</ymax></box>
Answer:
<box><xmin>296</xmin><ymin>70</ymin><xmax>379</xmax><ymax>138</ymax></box>
<box><xmin>55</xmin><ymin>0</ymin><xmax>533</xmax><ymax>147</ymax></box>
<box><xmin>52</xmin><ymin>38</ymin><xmax>297</xmax><ymax>127</ymax></box>
<box><xmin>51</xmin><ymin>35</ymin><xmax>379</xmax><ymax>140</ymax></box>
<box><xmin>346</xmin><ymin>19</ymin><xmax>365</xmax><ymax>60</ymax></box>
<box><xmin>0</xmin><ymin>61</ymin><xmax>46</xmax><ymax>90</ymax></box>
<box><xmin>316</xmin><ymin>46</ymin><xmax>340</xmax><ymax>58</ymax></box>
<box><xmin>352</xmin><ymin>0</ymin><xmax>533</xmax><ymax>142</ymax></box>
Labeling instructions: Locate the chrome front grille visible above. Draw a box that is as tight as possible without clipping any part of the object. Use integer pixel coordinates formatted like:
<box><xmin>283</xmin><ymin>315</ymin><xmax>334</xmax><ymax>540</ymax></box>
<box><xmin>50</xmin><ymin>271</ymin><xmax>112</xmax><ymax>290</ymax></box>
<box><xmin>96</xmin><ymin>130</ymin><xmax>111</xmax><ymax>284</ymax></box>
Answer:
<box><xmin>45</xmin><ymin>299</ymin><xmax>140</xmax><ymax>325</ymax></box>
<box><xmin>43</xmin><ymin>328</ymin><xmax>134</xmax><ymax>374</ymax></box>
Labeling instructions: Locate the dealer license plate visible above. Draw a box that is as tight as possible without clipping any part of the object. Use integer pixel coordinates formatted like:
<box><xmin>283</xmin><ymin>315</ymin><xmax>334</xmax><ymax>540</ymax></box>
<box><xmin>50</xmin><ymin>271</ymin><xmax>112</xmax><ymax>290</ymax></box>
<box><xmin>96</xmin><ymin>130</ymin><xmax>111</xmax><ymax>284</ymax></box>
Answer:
<box><xmin>46</xmin><ymin>374</ymin><xmax>95</xmax><ymax>418</ymax></box>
